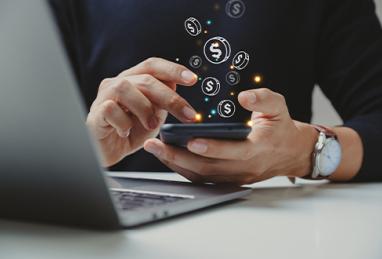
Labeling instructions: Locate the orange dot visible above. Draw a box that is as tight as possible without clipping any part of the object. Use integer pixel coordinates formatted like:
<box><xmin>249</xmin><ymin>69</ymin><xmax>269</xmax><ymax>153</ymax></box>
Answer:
<box><xmin>254</xmin><ymin>75</ymin><xmax>263</xmax><ymax>84</ymax></box>
<box><xmin>247</xmin><ymin>120</ymin><xmax>254</xmax><ymax>127</ymax></box>
<box><xmin>195</xmin><ymin>113</ymin><xmax>203</xmax><ymax>122</ymax></box>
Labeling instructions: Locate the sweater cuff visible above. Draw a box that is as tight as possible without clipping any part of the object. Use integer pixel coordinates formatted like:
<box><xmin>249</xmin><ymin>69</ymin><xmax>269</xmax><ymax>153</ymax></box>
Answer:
<box><xmin>343</xmin><ymin>113</ymin><xmax>382</xmax><ymax>182</ymax></box>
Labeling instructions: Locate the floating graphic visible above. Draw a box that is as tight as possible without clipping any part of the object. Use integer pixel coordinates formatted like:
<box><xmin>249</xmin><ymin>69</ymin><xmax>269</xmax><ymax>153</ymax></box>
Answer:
<box><xmin>232</xmin><ymin>51</ymin><xmax>250</xmax><ymax>70</ymax></box>
<box><xmin>226</xmin><ymin>0</ymin><xmax>246</xmax><ymax>19</ymax></box>
<box><xmin>204</xmin><ymin>37</ymin><xmax>231</xmax><ymax>64</ymax></box>
<box><xmin>184</xmin><ymin>17</ymin><xmax>202</xmax><ymax>36</ymax></box>
<box><xmin>226</xmin><ymin>71</ymin><xmax>241</xmax><ymax>86</ymax></box>
<box><xmin>189</xmin><ymin>55</ymin><xmax>203</xmax><ymax>68</ymax></box>
<box><xmin>182</xmin><ymin>1</ymin><xmax>257</xmax><ymax>122</ymax></box>
<box><xmin>218</xmin><ymin>100</ymin><xmax>236</xmax><ymax>118</ymax></box>
<box><xmin>201</xmin><ymin>77</ymin><xmax>221</xmax><ymax>96</ymax></box>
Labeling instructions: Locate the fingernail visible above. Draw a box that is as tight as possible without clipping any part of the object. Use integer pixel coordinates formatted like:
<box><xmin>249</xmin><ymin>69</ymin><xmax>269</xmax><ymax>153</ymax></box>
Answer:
<box><xmin>145</xmin><ymin>143</ymin><xmax>162</xmax><ymax>157</ymax></box>
<box><xmin>182</xmin><ymin>106</ymin><xmax>197</xmax><ymax>121</ymax></box>
<box><xmin>189</xmin><ymin>140</ymin><xmax>208</xmax><ymax>154</ymax></box>
<box><xmin>181</xmin><ymin>70</ymin><xmax>197</xmax><ymax>83</ymax></box>
<box><xmin>148</xmin><ymin>116</ymin><xmax>159</xmax><ymax>130</ymax></box>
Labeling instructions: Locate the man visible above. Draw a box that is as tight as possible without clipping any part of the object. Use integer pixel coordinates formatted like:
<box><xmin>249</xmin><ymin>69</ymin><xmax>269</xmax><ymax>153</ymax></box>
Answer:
<box><xmin>50</xmin><ymin>0</ymin><xmax>382</xmax><ymax>184</ymax></box>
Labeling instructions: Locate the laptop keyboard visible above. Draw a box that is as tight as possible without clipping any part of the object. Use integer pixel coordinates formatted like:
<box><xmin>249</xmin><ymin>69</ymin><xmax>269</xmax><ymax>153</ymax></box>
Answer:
<box><xmin>110</xmin><ymin>190</ymin><xmax>192</xmax><ymax>211</ymax></box>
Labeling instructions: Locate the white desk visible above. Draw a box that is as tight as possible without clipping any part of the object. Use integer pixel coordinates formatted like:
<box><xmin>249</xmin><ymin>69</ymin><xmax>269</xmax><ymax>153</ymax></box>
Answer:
<box><xmin>1</xmin><ymin>172</ymin><xmax>382</xmax><ymax>259</ymax></box>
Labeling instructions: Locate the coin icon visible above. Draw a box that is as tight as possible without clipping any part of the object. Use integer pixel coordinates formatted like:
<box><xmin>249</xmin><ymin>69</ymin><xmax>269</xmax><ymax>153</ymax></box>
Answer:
<box><xmin>184</xmin><ymin>17</ymin><xmax>202</xmax><ymax>37</ymax></box>
<box><xmin>203</xmin><ymin>37</ymin><xmax>231</xmax><ymax>65</ymax></box>
<box><xmin>232</xmin><ymin>51</ymin><xmax>250</xmax><ymax>70</ymax></box>
<box><xmin>189</xmin><ymin>55</ymin><xmax>203</xmax><ymax>68</ymax></box>
<box><xmin>226</xmin><ymin>71</ymin><xmax>240</xmax><ymax>86</ymax></box>
<box><xmin>201</xmin><ymin>77</ymin><xmax>221</xmax><ymax>96</ymax></box>
<box><xmin>218</xmin><ymin>100</ymin><xmax>236</xmax><ymax>118</ymax></box>
<box><xmin>226</xmin><ymin>0</ymin><xmax>246</xmax><ymax>19</ymax></box>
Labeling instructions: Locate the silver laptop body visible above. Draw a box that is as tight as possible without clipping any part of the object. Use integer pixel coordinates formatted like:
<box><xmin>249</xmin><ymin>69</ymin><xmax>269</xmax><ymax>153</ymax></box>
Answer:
<box><xmin>0</xmin><ymin>0</ymin><xmax>251</xmax><ymax>228</ymax></box>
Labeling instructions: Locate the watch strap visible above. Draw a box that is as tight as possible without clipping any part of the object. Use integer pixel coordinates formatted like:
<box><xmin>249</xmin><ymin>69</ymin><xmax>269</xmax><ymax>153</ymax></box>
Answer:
<box><xmin>312</xmin><ymin>125</ymin><xmax>337</xmax><ymax>138</ymax></box>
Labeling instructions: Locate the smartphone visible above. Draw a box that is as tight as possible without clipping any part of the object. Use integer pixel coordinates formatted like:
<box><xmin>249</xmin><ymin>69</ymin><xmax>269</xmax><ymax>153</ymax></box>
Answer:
<box><xmin>160</xmin><ymin>123</ymin><xmax>251</xmax><ymax>147</ymax></box>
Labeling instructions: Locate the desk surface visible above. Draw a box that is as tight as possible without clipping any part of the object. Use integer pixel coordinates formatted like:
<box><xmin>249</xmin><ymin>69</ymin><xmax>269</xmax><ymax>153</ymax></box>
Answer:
<box><xmin>1</xmin><ymin>172</ymin><xmax>381</xmax><ymax>259</ymax></box>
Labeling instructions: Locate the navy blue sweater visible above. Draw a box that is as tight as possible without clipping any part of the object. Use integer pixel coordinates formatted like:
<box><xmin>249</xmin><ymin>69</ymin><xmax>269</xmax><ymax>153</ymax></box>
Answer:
<box><xmin>50</xmin><ymin>0</ymin><xmax>382</xmax><ymax>181</ymax></box>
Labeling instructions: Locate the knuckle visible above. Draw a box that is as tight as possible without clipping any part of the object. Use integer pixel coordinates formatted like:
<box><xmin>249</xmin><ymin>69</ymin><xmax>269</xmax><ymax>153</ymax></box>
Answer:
<box><xmin>101</xmin><ymin>100</ymin><xmax>117</xmax><ymax>117</ymax></box>
<box><xmin>111</xmin><ymin>79</ymin><xmax>128</xmax><ymax>95</ymax></box>
<box><xmin>257</xmin><ymin>88</ymin><xmax>272</xmax><ymax>101</ymax></box>
<box><xmin>168</xmin><ymin>94</ymin><xmax>184</xmax><ymax>110</ymax></box>
<box><xmin>142</xmin><ymin>57</ymin><xmax>159</xmax><ymax>71</ymax></box>
<box><xmin>139</xmin><ymin>74</ymin><xmax>156</xmax><ymax>86</ymax></box>
<box><xmin>276</xmin><ymin>93</ymin><xmax>286</xmax><ymax>104</ymax></box>
<box><xmin>99</xmin><ymin>78</ymin><xmax>113</xmax><ymax>91</ymax></box>
<box><xmin>140</xmin><ymin>101</ymin><xmax>154</xmax><ymax>116</ymax></box>
<box><xmin>85</xmin><ymin>115</ymin><xmax>96</xmax><ymax>128</ymax></box>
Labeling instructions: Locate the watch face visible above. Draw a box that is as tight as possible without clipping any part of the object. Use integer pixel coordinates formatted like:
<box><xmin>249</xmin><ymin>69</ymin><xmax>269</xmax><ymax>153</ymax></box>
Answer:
<box><xmin>318</xmin><ymin>139</ymin><xmax>342</xmax><ymax>176</ymax></box>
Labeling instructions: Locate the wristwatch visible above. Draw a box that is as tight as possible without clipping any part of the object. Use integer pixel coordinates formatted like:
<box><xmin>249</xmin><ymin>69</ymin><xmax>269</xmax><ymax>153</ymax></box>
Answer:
<box><xmin>310</xmin><ymin>125</ymin><xmax>342</xmax><ymax>179</ymax></box>
<box><xmin>288</xmin><ymin>125</ymin><xmax>342</xmax><ymax>184</ymax></box>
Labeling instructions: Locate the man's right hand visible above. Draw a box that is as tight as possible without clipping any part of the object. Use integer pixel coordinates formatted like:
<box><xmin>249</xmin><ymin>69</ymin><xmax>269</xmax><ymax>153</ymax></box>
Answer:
<box><xmin>86</xmin><ymin>58</ymin><xmax>198</xmax><ymax>167</ymax></box>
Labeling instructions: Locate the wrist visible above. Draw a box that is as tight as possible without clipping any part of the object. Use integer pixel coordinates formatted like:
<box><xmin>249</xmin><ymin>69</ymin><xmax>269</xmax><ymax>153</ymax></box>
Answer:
<box><xmin>293</xmin><ymin>121</ymin><xmax>318</xmax><ymax>178</ymax></box>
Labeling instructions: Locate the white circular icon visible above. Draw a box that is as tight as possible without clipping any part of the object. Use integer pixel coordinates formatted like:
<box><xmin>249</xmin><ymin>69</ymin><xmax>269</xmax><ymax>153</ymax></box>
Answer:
<box><xmin>226</xmin><ymin>71</ymin><xmax>241</xmax><ymax>86</ymax></box>
<box><xmin>201</xmin><ymin>77</ymin><xmax>221</xmax><ymax>96</ymax></box>
<box><xmin>203</xmin><ymin>37</ymin><xmax>231</xmax><ymax>65</ymax></box>
<box><xmin>189</xmin><ymin>55</ymin><xmax>203</xmax><ymax>68</ymax></box>
<box><xmin>184</xmin><ymin>17</ymin><xmax>202</xmax><ymax>37</ymax></box>
<box><xmin>218</xmin><ymin>100</ymin><xmax>236</xmax><ymax>118</ymax></box>
<box><xmin>226</xmin><ymin>0</ymin><xmax>246</xmax><ymax>19</ymax></box>
<box><xmin>232</xmin><ymin>51</ymin><xmax>250</xmax><ymax>70</ymax></box>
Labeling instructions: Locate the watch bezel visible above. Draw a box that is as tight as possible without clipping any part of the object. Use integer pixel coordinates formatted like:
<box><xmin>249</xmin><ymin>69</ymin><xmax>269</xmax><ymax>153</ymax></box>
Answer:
<box><xmin>316</xmin><ymin>138</ymin><xmax>342</xmax><ymax>177</ymax></box>
<box><xmin>311</xmin><ymin>126</ymin><xmax>342</xmax><ymax>179</ymax></box>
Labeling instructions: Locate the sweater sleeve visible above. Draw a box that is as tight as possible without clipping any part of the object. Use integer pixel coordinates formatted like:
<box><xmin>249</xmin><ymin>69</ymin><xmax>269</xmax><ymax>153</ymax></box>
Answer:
<box><xmin>317</xmin><ymin>0</ymin><xmax>382</xmax><ymax>182</ymax></box>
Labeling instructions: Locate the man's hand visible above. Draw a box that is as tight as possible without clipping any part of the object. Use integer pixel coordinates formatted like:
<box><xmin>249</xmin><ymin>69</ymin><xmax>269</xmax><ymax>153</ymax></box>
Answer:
<box><xmin>144</xmin><ymin>88</ymin><xmax>318</xmax><ymax>185</ymax></box>
<box><xmin>86</xmin><ymin>58</ymin><xmax>198</xmax><ymax>167</ymax></box>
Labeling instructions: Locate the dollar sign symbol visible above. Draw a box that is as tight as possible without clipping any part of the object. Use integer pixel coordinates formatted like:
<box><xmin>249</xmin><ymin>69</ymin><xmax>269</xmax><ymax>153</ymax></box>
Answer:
<box><xmin>218</xmin><ymin>100</ymin><xmax>235</xmax><ymax>118</ymax></box>
<box><xmin>187</xmin><ymin>23</ymin><xmax>195</xmax><ymax>34</ymax></box>
<box><xmin>235</xmin><ymin>54</ymin><xmax>243</xmax><ymax>65</ymax></box>
<box><xmin>229</xmin><ymin>74</ymin><xmax>235</xmax><ymax>83</ymax></box>
<box><xmin>206</xmin><ymin>80</ymin><xmax>214</xmax><ymax>92</ymax></box>
<box><xmin>210</xmin><ymin>42</ymin><xmax>223</xmax><ymax>60</ymax></box>
<box><xmin>224</xmin><ymin>103</ymin><xmax>232</xmax><ymax>115</ymax></box>
<box><xmin>232</xmin><ymin>3</ymin><xmax>241</xmax><ymax>15</ymax></box>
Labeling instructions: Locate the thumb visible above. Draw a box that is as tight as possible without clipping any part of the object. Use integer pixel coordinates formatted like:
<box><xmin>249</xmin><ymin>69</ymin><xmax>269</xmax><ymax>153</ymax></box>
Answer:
<box><xmin>238</xmin><ymin>88</ymin><xmax>289</xmax><ymax>118</ymax></box>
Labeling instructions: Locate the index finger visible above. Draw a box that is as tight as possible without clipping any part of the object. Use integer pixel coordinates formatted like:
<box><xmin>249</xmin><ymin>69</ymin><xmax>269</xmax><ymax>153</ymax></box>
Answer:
<box><xmin>129</xmin><ymin>75</ymin><xmax>197</xmax><ymax>122</ymax></box>
<box><xmin>119</xmin><ymin>57</ymin><xmax>198</xmax><ymax>86</ymax></box>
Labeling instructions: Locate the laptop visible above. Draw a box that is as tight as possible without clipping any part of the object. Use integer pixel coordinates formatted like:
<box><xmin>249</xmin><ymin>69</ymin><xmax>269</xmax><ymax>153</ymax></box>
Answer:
<box><xmin>0</xmin><ymin>0</ymin><xmax>251</xmax><ymax>229</ymax></box>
